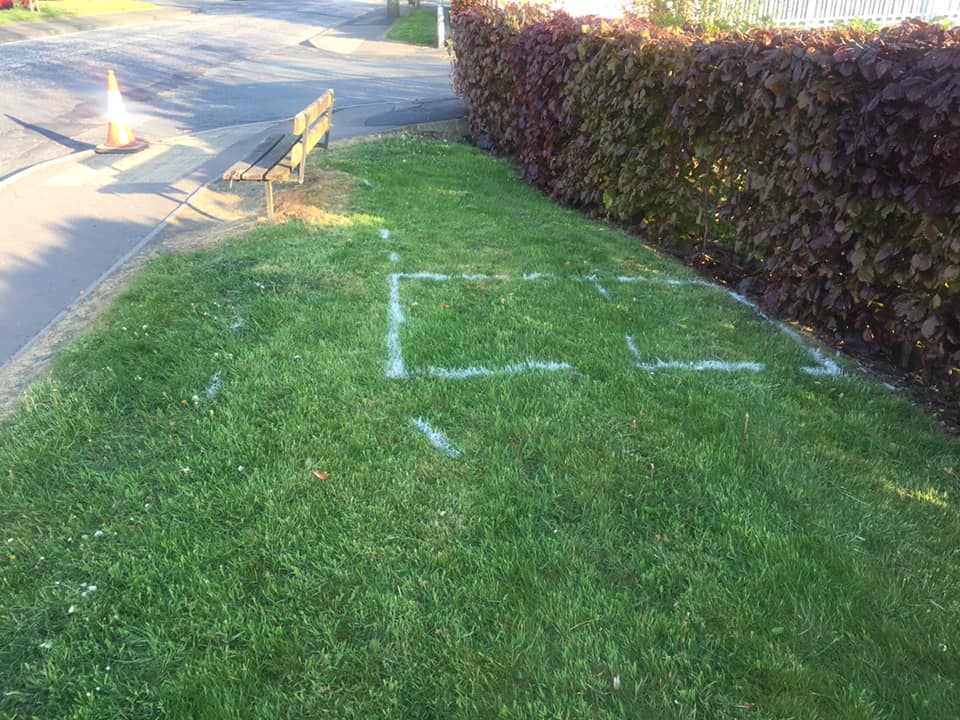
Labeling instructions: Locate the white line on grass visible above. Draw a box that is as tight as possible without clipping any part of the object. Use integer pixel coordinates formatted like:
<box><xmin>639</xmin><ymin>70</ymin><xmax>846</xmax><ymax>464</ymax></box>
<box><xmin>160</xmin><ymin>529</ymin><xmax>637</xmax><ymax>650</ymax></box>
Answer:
<box><xmin>618</xmin><ymin>275</ymin><xmax>712</xmax><ymax>287</ymax></box>
<box><xmin>204</xmin><ymin>371</ymin><xmax>222</xmax><ymax>398</ymax></box>
<box><xmin>620</xmin><ymin>278</ymin><xmax>841</xmax><ymax>376</ymax></box>
<box><xmin>428</xmin><ymin>361</ymin><xmax>573</xmax><ymax>379</ymax></box>
<box><xmin>387</xmin><ymin>271</ymin><xmax>841</xmax><ymax>382</ymax></box>
<box><xmin>586</xmin><ymin>275</ymin><xmax>611</xmax><ymax>300</ymax></box>
<box><xmin>777</xmin><ymin>324</ymin><xmax>843</xmax><ymax>376</ymax></box>
<box><xmin>412</xmin><ymin>418</ymin><xmax>462</xmax><ymax>457</ymax></box>
<box><xmin>386</xmin><ymin>274</ymin><xmax>407</xmax><ymax>379</ymax></box>
<box><xmin>724</xmin><ymin>290</ymin><xmax>841</xmax><ymax>376</ymax></box>
<box><xmin>626</xmin><ymin>335</ymin><xmax>764</xmax><ymax>373</ymax></box>
<box><xmin>463</xmin><ymin>274</ymin><xmax>510</xmax><ymax>281</ymax></box>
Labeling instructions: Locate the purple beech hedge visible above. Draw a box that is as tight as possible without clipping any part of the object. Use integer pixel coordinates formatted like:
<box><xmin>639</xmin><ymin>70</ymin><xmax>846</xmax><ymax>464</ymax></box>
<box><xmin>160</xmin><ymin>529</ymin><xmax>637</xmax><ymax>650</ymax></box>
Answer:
<box><xmin>451</xmin><ymin>2</ymin><xmax>960</xmax><ymax>391</ymax></box>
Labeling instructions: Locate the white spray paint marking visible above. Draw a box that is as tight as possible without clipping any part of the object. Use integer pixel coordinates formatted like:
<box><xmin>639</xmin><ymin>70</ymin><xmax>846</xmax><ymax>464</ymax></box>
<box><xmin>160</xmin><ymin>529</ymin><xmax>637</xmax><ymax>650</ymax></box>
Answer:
<box><xmin>722</xmin><ymin>289</ymin><xmax>842</xmax><ymax>376</ymax></box>
<box><xmin>388</xmin><ymin>270</ymin><xmax>842</xmax><ymax>382</ymax></box>
<box><xmin>725</xmin><ymin>290</ymin><xmax>770</xmax><ymax>320</ymax></box>
<box><xmin>428</xmin><ymin>361</ymin><xmax>573</xmax><ymax>379</ymax></box>
<box><xmin>462</xmin><ymin>274</ymin><xmax>510</xmax><ymax>281</ymax></box>
<box><xmin>626</xmin><ymin>335</ymin><xmax>764</xmax><ymax>373</ymax></box>
<box><xmin>399</xmin><ymin>272</ymin><xmax>451</xmax><ymax>281</ymax></box>
<box><xmin>586</xmin><ymin>275</ymin><xmax>611</xmax><ymax>300</ymax></box>
<box><xmin>618</xmin><ymin>275</ymin><xmax>712</xmax><ymax>287</ymax></box>
<box><xmin>379</xmin><ymin>229</ymin><xmax>391</xmax><ymax>240</ymax></box>
<box><xmin>386</xmin><ymin>274</ymin><xmax>407</xmax><ymax>379</ymax></box>
<box><xmin>798</xmin><ymin>347</ymin><xmax>842</xmax><ymax>376</ymax></box>
<box><xmin>390</xmin><ymin>252</ymin><xmax>400</xmax><ymax>264</ymax></box>
<box><xmin>777</xmin><ymin>325</ymin><xmax>842</xmax><ymax>376</ymax></box>
<box><xmin>621</xmin><ymin>276</ymin><xmax>842</xmax><ymax>376</ymax></box>
<box><xmin>204</xmin><ymin>371</ymin><xmax>222</xmax><ymax>398</ymax></box>
<box><xmin>412</xmin><ymin>418</ymin><xmax>462</xmax><ymax>457</ymax></box>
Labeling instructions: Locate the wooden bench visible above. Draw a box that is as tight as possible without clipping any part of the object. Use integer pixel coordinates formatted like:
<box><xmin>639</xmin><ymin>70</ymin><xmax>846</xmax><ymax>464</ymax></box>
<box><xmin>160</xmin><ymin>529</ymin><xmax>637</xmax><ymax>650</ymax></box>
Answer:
<box><xmin>222</xmin><ymin>89</ymin><xmax>335</xmax><ymax>223</ymax></box>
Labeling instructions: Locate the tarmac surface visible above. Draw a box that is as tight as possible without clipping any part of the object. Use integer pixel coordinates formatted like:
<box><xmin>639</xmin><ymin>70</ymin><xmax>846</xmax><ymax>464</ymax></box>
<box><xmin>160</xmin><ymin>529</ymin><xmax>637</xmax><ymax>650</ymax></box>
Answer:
<box><xmin>0</xmin><ymin>3</ymin><xmax>463</xmax><ymax>377</ymax></box>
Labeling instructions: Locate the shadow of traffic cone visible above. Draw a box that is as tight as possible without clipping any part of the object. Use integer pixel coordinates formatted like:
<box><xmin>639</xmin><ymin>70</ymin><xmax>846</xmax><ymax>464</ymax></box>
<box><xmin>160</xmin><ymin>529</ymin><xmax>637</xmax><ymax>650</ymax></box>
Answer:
<box><xmin>95</xmin><ymin>70</ymin><xmax>149</xmax><ymax>154</ymax></box>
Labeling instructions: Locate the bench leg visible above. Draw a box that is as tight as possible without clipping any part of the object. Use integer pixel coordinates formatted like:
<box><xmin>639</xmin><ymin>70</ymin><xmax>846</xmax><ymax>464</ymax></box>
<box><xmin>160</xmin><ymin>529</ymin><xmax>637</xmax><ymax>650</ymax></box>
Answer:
<box><xmin>265</xmin><ymin>181</ymin><xmax>275</xmax><ymax>224</ymax></box>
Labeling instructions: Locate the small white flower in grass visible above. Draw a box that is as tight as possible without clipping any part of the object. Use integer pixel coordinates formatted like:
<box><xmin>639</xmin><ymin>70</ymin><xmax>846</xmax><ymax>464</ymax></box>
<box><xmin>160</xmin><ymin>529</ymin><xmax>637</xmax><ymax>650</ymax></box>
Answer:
<box><xmin>135</xmin><ymin>375</ymin><xmax>143</xmax><ymax>382</ymax></box>
<box><xmin>613</xmin><ymin>675</ymin><xmax>621</xmax><ymax>690</ymax></box>
<box><xmin>93</xmin><ymin>530</ymin><xmax>104</xmax><ymax>538</ymax></box>
<box><xmin>5</xmin><ymin>538</ymin><xmax>12</xmax><ymax>544</ymax></box>
<box><xmin>181</xmin><ymin>467</ymin><xmax>192</xmax><ymax>475</ymax></box>
<box><xmin>379</xmin><ymin>229</ymin><xmax>391</xmax><ymax>240</ymax></box>
<box><xmin>67</xmin><ymin>605</ymin><xmax>76</xmax><ymax>615</ymax></box>
<box><xmin>237</xmin><ymin>465</ymin><xmax>245</xmax><ymax>473</ymax></box>
<box><xmin>39</xmin><ymin>641</ymin><xmax>53</xmax><ymax>650</ymax></box>
<box><xmin>293</xmin><ymin>355</ymin><xmax>303</xmax><ymax>361</ymax></box>
<box><xmin>254</xmin><ymin>281</ymin><xmax>266</xmax><ymax>289</ymax></box>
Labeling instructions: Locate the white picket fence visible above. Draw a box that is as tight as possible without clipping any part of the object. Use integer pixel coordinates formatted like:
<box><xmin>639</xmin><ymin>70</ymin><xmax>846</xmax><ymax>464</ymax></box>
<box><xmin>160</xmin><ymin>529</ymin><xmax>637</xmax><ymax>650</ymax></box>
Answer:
<box><xmin>478</xmin><ymin>0</ymin><xmax>960</xmax><ymax>26</ymax></box>
<box><xmin>757</xmin><ymin>0</ymin><xmax>960</xmax><ymax>25</ymax></box>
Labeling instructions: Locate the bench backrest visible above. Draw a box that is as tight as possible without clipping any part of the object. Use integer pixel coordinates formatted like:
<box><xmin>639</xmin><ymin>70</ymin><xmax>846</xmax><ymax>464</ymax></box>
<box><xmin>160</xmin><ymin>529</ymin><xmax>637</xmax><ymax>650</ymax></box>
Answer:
<box><xmin>290</xmin><ymin>89</ymin><xmax>335</xmax><ymax>183</ymax></box>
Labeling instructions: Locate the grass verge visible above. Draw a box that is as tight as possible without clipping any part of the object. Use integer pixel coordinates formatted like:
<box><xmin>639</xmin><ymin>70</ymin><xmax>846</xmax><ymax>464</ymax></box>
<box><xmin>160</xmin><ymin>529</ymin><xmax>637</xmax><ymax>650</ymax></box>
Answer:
<box><xmin>0</xmin><ymin>0</ymin><xmax>155</xmax><ymax>25</ymax></box>
<box><xmin>387</xmin><ymin>7</ymin><xmax>436</xmax><ymax>46</ymax></box>
<box><xmin>1</xmin><ymin>135</ymin><xmax>958</xmax><ymax>719</ymax></box>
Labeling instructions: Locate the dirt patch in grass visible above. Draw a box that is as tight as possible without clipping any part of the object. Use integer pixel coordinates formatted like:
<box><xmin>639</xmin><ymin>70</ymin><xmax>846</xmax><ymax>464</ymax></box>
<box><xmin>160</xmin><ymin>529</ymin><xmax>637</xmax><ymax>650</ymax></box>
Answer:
<box><xmin>274</xmin><ymin>169</ymin><xmax>357</xmax><ymax>225</ymax></box>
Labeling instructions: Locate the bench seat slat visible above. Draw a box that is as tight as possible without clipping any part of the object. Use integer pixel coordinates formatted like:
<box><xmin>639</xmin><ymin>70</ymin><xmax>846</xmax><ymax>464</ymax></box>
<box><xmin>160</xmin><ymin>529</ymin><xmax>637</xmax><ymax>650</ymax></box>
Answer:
<box><xmin>265</xmin><ymin>158</ymin><xmax>295</xmax><ymax>182</ymax></box>
<box><xmin>239</xmin><ymin>133</ymin><xmax>299</xmax><ymax>182</ymax></box>
<box><xmin>222</xmin><ymin>133</ymin><xmax>286</xmax><ymax>182</ymax></box>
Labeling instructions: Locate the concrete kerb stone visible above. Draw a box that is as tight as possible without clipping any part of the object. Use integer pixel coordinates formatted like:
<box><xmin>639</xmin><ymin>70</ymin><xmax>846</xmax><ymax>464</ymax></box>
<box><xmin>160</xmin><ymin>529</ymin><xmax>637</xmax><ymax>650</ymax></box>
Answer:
<box><xmin>0</xmin><ymin>148</ymin><xmax>96</xmax><ymax>189</ymax></box>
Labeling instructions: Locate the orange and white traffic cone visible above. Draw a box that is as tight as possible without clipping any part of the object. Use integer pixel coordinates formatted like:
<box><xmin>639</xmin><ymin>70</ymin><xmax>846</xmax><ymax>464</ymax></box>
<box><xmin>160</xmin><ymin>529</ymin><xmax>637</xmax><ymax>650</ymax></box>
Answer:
<box><xmin>95</xmin><ymin>70</ymin><xmax>148</xmax><ymax>154</ymax></box>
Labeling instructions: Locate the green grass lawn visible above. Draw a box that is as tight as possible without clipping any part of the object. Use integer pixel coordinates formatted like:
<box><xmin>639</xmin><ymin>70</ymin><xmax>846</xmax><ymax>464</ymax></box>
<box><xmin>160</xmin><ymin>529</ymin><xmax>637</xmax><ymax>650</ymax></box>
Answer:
<box><xmin>387</xmin><ymin>7</ymin><xmax>437</xmax><ymax>46</ymax></box>
<box><xmin>1</xmin><ymin>135</ymin><xmax>958</xmax><ymax>719</ymax></box>
<box><xmin>0</xmin><ymin>0</ymin><xmax>155</xmax><ymax>26</ymax></box>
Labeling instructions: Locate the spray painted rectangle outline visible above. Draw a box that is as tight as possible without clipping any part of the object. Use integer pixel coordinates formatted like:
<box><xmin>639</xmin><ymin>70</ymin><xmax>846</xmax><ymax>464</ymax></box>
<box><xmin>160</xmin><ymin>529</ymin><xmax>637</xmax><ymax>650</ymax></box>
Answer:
<box><xmin>386</xmin><ymin>272</ymin><xmax>842</xmax><ymax>380</ymax></box>
<box><xmin>386</xmin><ymin>272</ymin><xmax>575</xmax><ymax>380</ymax></box>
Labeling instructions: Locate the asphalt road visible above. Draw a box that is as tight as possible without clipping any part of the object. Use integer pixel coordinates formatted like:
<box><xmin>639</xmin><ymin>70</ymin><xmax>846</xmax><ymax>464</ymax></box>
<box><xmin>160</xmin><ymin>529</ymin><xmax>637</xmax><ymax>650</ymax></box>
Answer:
<box><xmin>0</xmin><ymin>0</ymin><xmax>454</xmax><ymax>178</ymax></box>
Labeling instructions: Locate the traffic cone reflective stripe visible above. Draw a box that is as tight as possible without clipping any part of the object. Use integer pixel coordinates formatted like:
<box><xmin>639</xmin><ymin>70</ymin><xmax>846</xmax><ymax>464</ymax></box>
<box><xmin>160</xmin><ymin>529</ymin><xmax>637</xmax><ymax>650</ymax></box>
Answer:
<box><xmin>95</xmin><ymin>70</ymin><xmax>148</xmax><ymax>154</ymax></box>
